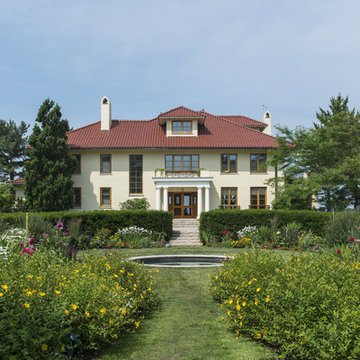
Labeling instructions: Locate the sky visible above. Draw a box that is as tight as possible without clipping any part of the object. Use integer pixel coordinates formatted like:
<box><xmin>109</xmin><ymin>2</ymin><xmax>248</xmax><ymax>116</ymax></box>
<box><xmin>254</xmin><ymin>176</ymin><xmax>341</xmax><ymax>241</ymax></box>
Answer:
<box><xmin>1</xmin><ymin>0</ymin><xmax>360</xmax><ymax>133</ymax></box>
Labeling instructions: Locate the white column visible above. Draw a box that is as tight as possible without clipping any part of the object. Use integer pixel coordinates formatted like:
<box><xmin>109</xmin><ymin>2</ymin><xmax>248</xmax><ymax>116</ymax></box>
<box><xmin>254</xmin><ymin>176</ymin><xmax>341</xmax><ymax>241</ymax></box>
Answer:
<box><xmin>163</xmin><ymin>187</ymin><xmax>168</xmax><ymax>211</ymax></box>
<box><xmin>197</xmin><ymin>186</ymin><xmax>203</xmax><ymax>219</ymax></box>
<box><xmin>156</xmin><ymin>186</ymin><xmax>161</xmax><ymax>210</ymax></box>
<box><xmin>205</xmin><ymin>186</ymin><xmax>210</xmax><ymax>212</ymax></box>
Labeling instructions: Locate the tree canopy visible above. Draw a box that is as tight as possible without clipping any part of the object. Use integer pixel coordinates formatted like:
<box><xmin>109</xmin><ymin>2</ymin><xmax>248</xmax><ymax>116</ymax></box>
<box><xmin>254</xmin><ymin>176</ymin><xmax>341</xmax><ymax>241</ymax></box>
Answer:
<box><xmin>24</xmin><ymin>99</ymin><xmax>76</xmax><ymax>211</ymax></box>
<box><xmin>0</xmin><ymin>119</ymin><xmax>29</xmax><ymax>181</ymax></box>
<box><xmin>270</xmin><ymin>94</ymin><xmax>360</xmax><ymax>211</ymax></box>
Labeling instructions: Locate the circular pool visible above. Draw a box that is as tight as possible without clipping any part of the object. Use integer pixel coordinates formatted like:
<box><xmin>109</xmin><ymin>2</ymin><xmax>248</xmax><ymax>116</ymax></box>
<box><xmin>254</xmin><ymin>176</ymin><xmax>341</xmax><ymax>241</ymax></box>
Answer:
<box><xmin>129</xmin><ymin>255</ymin><xmax>228</xmax><ymax>268</ymax></box>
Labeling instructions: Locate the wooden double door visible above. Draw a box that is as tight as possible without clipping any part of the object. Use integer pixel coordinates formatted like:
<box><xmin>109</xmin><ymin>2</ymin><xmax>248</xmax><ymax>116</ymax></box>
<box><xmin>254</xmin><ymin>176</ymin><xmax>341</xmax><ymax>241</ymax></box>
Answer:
<box><xmin>168</xmin><ymin>192</ymin><xmax>197</xmax><ymax>218</ymax></box>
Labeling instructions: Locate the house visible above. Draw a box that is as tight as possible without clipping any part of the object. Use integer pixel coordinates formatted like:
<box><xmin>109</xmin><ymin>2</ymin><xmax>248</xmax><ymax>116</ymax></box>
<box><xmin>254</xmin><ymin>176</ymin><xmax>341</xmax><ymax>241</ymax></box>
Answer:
<box><xmin>66</xmin><ymin>97</ymin><xmax>279</xmax><ymax>218</ymax></box>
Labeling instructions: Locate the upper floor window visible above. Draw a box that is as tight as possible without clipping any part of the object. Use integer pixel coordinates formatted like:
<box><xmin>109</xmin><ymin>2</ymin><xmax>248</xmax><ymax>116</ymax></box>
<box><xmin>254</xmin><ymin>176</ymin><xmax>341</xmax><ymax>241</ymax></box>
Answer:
<box><xmin>100</xmin><ymin>154</ymin><xmax>111</xmax><ymax>173</ymax></box>
<box><xmin>221</xmin><ymin>154</ymin><xmax>237</xmax><ymax>173</ymax></box>
<box><xmin>73</xmin><ymin>154</ymin><xmax>81</xmax><ymax>174</ymax></box>
<box><xmin>73</xmin><ymin>188</ymin><xmax>81</xmax><ymax>208</ymax></box>
<box><xmin>250</xmin><ymin>187</ymin><xmax>267</xmax><ymax>209</ymax></box>
<box><xmin>250</xmin><ymin>154</ymin><xmax>267</xmax><ymax>173</ymax></box>
<box><xmin>165</xmin><ymin>155</ymin><xmax>199</xmax><ymax>172</ymax></box>
<box><xmin>129</xmin><ymin>155</ymin><xmax>143</xmax><ymax>194</ymax></box>
<box><xmin>172</xmin><ymin>120</ymin><xmax>192</xmax><ymax>134</ymax></box>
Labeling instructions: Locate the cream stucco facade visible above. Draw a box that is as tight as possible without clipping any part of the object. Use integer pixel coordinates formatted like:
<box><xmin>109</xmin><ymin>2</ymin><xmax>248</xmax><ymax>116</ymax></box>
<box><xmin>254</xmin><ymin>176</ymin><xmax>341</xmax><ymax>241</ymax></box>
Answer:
<box><xmin>71</xmin><ymin>148</ymin><xmax>278</xmax><ymax>217</ymax></box>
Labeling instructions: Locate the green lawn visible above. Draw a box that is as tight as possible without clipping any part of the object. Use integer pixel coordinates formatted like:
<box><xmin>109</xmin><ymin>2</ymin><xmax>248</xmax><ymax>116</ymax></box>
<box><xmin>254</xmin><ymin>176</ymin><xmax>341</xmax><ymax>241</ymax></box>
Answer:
<box><xmin>91</xmin><ymin>247</ymin><xmax>287</xmax><ymax>360</ymax></box>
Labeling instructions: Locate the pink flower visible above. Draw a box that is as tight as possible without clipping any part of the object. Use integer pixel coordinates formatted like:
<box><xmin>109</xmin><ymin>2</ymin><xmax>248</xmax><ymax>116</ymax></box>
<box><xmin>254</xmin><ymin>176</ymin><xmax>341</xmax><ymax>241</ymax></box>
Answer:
<box><xmin>56</xmin><ymin>222</ymin><xmax>63</xmax><ymax>229</ymax></box>
<box><xmin>337</xmin><ymin>249</ymin><xmax>341</xmax><ymax>254</ymax></box>
<box><xmin>350</xmin><ymin>237</ymin><xmax>355</xmax><ymax>242</ymax></box>
<box><xmin>358</xmin><ymin>226</ymin><xmax>360</xmax><ymax>230</ymax></box>
<box><xmin>20</xmin><ymin>243</ymin><xmax>24</xmax><ymax>248</ymax></box>
<box><xmin>44</xmin><ymin>233</ymin><xmax>49</xmax><ymax>238</ymax></box>
<box><xmin>29</xmin><ymin>238</ymin><xmax>36</xmax><ymax>245</ymax></box>
<box><xmin>21</xmin><ymin>248</ymin><xmax>26</xmax><ymax>253</ymax></box>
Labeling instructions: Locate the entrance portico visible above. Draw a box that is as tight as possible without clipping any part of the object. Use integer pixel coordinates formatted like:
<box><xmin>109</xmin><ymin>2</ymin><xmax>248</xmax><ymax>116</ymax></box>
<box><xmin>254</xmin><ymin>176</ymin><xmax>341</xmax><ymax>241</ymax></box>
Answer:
<box><xmin>153</xmin><ymin>177</ymin><xmax>212</xmax><ymax>219</ymax></box>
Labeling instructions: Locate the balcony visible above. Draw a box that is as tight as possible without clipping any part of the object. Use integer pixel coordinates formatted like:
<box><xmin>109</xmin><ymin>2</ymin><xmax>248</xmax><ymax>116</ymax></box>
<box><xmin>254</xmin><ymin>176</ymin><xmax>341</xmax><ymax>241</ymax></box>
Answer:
<box><xmin>154</xmin><ymin>168</ymin><xmax>209</xmax><ymax>178</ymax></box>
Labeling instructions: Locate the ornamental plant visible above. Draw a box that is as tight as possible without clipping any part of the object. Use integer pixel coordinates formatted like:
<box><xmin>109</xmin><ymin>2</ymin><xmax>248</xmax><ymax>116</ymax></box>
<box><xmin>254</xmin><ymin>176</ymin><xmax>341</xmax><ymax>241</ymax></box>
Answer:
<box><xmin>210</xmin><ymin>249</ymin><xmax>360</xmax><ymax>359</ymax></box>
<box><xmin>0</xmin><ymin>249</ymin><xmax>157</xmax><ymax>359</ymax></box>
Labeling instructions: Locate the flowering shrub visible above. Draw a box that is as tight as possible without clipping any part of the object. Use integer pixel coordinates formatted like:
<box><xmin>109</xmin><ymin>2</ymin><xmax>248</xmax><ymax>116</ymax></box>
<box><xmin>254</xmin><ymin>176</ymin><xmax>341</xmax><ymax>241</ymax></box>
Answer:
<box><xmin>0</xmin><ymin>250</ymin><xmax>157</xmax><ymax>359</ymax></box>
<box><xmin>109</xmin><ymin>226</ymin><xmax>166</xmax><ymax>249</ymax></box>
<box><xmin>237</xmin><ymin>226</ymin><xmax>257</xmax><ymax>239</ymax></box>
<box><xmin>210</xmin><ymin>249</ymin><xmax>360</xmax><ymax>359</ymax></box>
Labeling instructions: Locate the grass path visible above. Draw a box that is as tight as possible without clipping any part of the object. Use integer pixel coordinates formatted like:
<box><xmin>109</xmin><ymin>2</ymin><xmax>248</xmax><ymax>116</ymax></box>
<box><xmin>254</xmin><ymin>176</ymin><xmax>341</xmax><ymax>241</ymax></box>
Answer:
<box><xmin>94</xmin><ymin>252</ymin><xmax>278</xmax><ymax>360</ymax></box>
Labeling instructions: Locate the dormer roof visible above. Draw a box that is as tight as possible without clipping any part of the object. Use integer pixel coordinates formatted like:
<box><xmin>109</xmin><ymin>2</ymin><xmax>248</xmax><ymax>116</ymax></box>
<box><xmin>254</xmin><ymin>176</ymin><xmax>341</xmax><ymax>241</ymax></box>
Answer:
<box><xmin>158</xmin><ymin>106</ymin><xmax>205</xmax><ymax>125</ymax></box>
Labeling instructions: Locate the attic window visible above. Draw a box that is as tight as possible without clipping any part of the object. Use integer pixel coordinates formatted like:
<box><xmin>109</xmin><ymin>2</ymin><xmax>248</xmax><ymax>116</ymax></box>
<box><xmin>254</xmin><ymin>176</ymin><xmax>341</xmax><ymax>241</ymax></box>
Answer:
<box><xmin>102</xmin><ymin>98</ymin><xmax>108</xmax><ymax>105</ymax></box>
<box><xmin>172</xmin><ymin>120</ymin><xmax>192</xmax><ymax>134</ymax></box>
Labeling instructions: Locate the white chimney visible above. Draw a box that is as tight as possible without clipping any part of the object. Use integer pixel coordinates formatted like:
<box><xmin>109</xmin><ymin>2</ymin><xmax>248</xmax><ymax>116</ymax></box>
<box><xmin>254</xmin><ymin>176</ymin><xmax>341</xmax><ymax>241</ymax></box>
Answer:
<box><xmin>101</xmin><ymin>96</ymin><xmax>112</xmax><ymax>130</ymax></box>
<box><xmin>263</xmin><ymin>111</ymin><xmax>271</xmax><ymax>135</ymax></box>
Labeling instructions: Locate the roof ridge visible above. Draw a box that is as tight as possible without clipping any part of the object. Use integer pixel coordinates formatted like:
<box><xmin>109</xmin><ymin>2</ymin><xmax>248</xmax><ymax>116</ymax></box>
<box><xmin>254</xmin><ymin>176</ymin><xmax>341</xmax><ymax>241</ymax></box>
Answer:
<box><xmin>158</xmin><ymin>105</ymin><xmax>203</xmax><ymax>118</ymax></box>
<box><xmin>204</xmin><ymin>111</ymin><xmax>277</xmax><ymax>141</ymax></box>
<box><xmin>67</xmin><ymin>121</ymin><xmax>100</xmax><ymax>134</ymax></box>
<box><xmin>218</xmin><ymin>115</ymin><xmax>267</xmax><ymax>127</ymax></box>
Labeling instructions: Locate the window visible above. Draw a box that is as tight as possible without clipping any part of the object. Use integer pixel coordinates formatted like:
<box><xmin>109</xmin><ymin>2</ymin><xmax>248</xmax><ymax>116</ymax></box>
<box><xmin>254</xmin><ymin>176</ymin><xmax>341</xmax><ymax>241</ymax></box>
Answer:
<box><xmin>250</xmin><ymin>187</ymin><xmax>267</xmax><ymax>209</ymax></box>
<box><xmin>172</xmin><ymin>120</ymin><xmax>192</xmax><ymax>134</ymax></box>
<box><xmin>100</xmin><ymin>154</ymin><xmax>111</xmax><ymax>173</ymax></box>
<box><xmin>73</xmin><ymin>154</ymin><xmax>81</xmax><ymax>174</ymax></box>
<box><xmin>100</xmin><ymin>187</ymin><xmax>111</xmax><ymax>207</ymax></box>
<box><xmin>221</xmin><ymin>188</ymin><xmax>237</xmax><ymax>209</ymax></box>
<box><xmin>73</xmin><ymin>188</ymin><xmax>81</xmax><ymax>208</ymax></box>
<box><xmin>221</xmin><ymin>154</ymin><xmax>237</xmax><ymax>173</ymax></box>
<box><xmin>129</xmin><ymin>155</ymin><xmax>143</xmax><ymax>194</ymax></box>
<box><xmin>250</xmin><ymin>154</ymin><xmax>267</xmax><ymax>173</ymax></box>
<box><xmin>165</xmin><ymin>155</ymin><xmax>199</xmax><ymax>172</ymax></box>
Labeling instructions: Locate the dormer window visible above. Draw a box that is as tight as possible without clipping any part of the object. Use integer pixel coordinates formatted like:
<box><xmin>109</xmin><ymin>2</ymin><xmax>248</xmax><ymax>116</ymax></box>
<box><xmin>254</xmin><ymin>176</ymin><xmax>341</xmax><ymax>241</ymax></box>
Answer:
<box><xmin>172</xmin><ymin>120</ymin><xmax>192</xmax><ymax>134</ymax></box>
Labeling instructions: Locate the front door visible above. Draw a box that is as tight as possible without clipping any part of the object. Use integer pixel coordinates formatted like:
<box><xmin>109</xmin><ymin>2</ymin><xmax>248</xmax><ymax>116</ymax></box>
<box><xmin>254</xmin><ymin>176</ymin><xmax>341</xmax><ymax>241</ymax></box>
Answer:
<box><xmin>169</xmin><ymin>192</ymin><xmax>197</xmax><ymax>218</ymax></box>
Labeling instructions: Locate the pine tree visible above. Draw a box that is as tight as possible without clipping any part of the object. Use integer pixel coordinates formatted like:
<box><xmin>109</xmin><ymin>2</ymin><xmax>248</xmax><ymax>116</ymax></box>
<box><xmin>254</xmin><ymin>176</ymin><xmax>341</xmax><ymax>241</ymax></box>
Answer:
<box><xmin>25</xmin><ymin>99</ymin><xmax>76</xmax><ymax>211</ymax></box>
<box><xmin>0</xmin><ymin>119</ymin><xmax>29</xmax><ymax>181</ymax></box>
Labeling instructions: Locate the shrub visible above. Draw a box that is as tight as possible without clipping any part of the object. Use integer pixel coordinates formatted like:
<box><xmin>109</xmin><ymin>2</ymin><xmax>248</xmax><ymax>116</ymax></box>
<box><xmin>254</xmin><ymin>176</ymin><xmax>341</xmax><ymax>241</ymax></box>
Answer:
<box><xmin>200</xmin><ymin>209</ymin><xmax>329</xmax><ymax>240</ymax></box>
<box><xmin>119</xmin><ymin>198</ymin><xmax>150</xmax><ymax>210</ymax></box>
<box><xmin>0</xmin><ymin>210</ymin><xmax>173</xmax><ymax>239</ymax></box>
<box><xmin>324</xmin><ymin>210</ymin><xmax>360</xmax><ymax>247</ymax></box>
<box><xmin>210</xmin><ymin>249</ymin><xmax>360</xmax><ymax>359</ymax></box>
<box><xmin>0</xmin><ymin>250</ymin><xmax>157</xmax><ymax>359</ymax></box>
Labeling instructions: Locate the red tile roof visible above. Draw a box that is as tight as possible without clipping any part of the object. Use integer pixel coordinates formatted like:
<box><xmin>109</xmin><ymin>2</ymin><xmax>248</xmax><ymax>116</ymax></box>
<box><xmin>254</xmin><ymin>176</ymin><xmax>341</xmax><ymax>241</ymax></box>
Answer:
<box><xmin>67</xmin><ymin>107</ymin><xmax>278</xmax><ymax>150</ymax></box>
<box><xmin>6</xmin><ymin>178</ymin><xmax>24</xmax><ymax>184</ymax></box>
<box><xmin>218</xmin><ymin>115</ymin><xmax>267</xmax><ymax>128</ymax></box>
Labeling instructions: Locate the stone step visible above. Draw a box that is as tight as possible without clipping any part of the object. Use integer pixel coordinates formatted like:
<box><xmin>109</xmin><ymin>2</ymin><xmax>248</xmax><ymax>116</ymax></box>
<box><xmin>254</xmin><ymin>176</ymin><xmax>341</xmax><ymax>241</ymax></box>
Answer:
<box><xmin>169</xmin><ymin>241</ymin><xmax>203</xmax><ymax>247</ymax></box>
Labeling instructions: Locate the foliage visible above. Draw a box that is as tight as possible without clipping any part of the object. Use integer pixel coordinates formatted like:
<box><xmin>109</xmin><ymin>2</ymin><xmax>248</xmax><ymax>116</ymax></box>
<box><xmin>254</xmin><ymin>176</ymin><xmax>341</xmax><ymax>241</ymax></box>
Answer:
<box><xmin>200</xmin><ymin>209</ymin><xmax>329</xmax><ymax>240</ymax></box>
<box><xmin>24</xmin><ymin>99</ymin><xmax>76</xmax><ymax>211</ymax></box>
<box><xmin>88</xmin><ymin>228</ymin><xmax>112</xmax><ymax>249</ymax></box>
<box><xmin>119</xmin><ymin>198</ymin><xmax>150</xmax><ymax>210</ymax></box>
<box><xmin>0</xmin><ymin>119</ymin><xmax>29</xmax><ymax>181</ymax></box>
<box><xmin>324</xmin><ymin>210</ymin><xmax>360</xmax><ymax>247</ymax></box>
<box><xmin>0</xmin><ymin>183</ymin><xmax>15</xmax><ymax>212</ymax></box>
<box><xmin>270</xmin><ymin>94</ymin><xmax>360</xmax><ymax>210</ymax></box>
<box><xmin>0</xmin><ymin>250</ymin><xmax>157</xmax><ymax>359</ymax></box>
<box><xmin>210</xmin><ymin>249</ymin><xmax>360</xmax><ymax>359</ymax></box>
<box><xmin>0</xmin><ymin>209</ymin><xmax>173</xmax><ymax>239</ymax></box>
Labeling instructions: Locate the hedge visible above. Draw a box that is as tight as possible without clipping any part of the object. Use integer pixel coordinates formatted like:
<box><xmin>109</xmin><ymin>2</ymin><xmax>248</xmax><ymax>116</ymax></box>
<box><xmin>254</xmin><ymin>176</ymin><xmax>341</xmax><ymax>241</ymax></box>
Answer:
<box><xmin>200</xmin><ymin>209</ymin><xmax>330</xmax><ymax>238</ymax></box>
<box><xmin>0</xmin><ymin>210</ymin><xmax>173</xmax><ymax>238</ymax></box>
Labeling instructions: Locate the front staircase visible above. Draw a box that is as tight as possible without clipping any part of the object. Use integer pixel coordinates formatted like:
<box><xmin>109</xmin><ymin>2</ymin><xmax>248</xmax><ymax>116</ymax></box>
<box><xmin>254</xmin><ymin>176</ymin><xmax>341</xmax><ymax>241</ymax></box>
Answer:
<box><xmin>169</xmin><ymin>219</ymin><xmax>202</xmax><ymax>246</ymax></box>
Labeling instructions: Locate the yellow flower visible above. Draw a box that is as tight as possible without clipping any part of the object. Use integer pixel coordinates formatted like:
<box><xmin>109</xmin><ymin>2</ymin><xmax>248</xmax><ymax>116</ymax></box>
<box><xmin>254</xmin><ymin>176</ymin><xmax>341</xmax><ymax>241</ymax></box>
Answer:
<box><xmin>248</xmin><ymin>280</ymin><xmax>252</xmax><ymax>285</ymax></box>
<box><xmin>229</xmin><ymin>299</ymin><xmax>233</xmax><ymax>305</ymax></box>
<box><xmin>0</xmin><ymin>292</ymin><xmax>3</xmax><ymax>297</ymax></box>
<box><xmin>85</xmin><ymin>311</ymin><xmax>90</xmax><ymax>318</ymax></box>
<box><xmin>135</xmin><ymin>321</ymin><xmax>140</xmax><ymax>328</ymax></box>
<box><xmin>1</xmin><ymin>285</ymin><xmax>8</xmax><ymax>290</ymax></box>
<box><xmin>41</xmin><ymin>344</ymin><xmax>48</xmax><ymax>351</ymax></box>
<box><xmin>24</xmin><ymin>303</ymin><xmax>30</xmax><ymax>308</ymax></box>
<box><xmin>61</xmin><ymin>345</ymin><xmax>65</xmax><ymax>352</ymax></box>
<box><xmin>236</xmin><ymin>303</ymin><xmax>241</xmax><ymax>311</ymax></box>
<box><xmin>122</xmin><ymin>308</ymin><xmax>127</xmax><ymax>315</ymax></box>
<box><xmin>256</xmin><ymin>288</ymin><xmax>261</xmax><ymax>292</ymax></box>
<box><xmin>100</xmin><ymin>308</ymin><xmax>106</xmax><ymax>315</ymax></box>
<box><xmin>266</xmin><ymin>296</ymin><xmax>270</xmax><ymax>303</ymax></box>
<box><xmin>64</xmin><ymin>310</ymin><xmax>69</xmax><ymax>315</ymax></box>
<box><xmin>55</xmin><ymin>290</ymin><xmax>60</xmax><ymax>295</ymax></box>
<box><xmin>27</xmin><ymin>275</ymin><xmax>33</xmax><ymax>279</ymax></box>
<box><xmin>114</xmin><ymin>274</ymin><xmax>118</xmax><ymax>278</ymax></box>
<box><xmin>242</xmin><ymin>302</ymin><xmax>246</xmax><ymax>307</ymax></box>
<box><xmin>240</xmin><ymin>321</ymin><xmax>243</xmax><ymax>327</ymax></box>
<box><xmin>254</xmin><ymin>300</ymin><xmax>258</xmax><ymax>306</ymax></box>
<box><xmin>109</xmin><ymin>319</ymin><xmax>114</xmax><ymax>325</ymax></box>
<box><xmin>255</xmin><ymin>332</ymin><xmax>262</xmax><ymax>339</ymax></box>
<box><xmin>26</xmin><ymin>291</ymin><xmax>32</xmax><ymax>297</ymax></box>
<box><xmin>72</xmin><ymin>304</ymin><xmax>78</xmax><ymax>310</ymax></box>
<box><xmin>40</xmin><ymin>292</ymin><xmax>45</xmax><ymax>297</ymax></box>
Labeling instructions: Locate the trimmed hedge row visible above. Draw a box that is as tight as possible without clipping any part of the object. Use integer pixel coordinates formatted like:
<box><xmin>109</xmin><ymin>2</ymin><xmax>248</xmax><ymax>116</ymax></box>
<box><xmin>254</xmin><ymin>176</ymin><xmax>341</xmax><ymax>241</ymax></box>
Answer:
<box><xmin>0</xmin><ymin>210</ymin><xmax>173</xmax><ymax>237</ymax></box>
<box><xmin>200</xmin><ymin>209</ymin><xmax>330</xmax><ymax>238</ymax></box>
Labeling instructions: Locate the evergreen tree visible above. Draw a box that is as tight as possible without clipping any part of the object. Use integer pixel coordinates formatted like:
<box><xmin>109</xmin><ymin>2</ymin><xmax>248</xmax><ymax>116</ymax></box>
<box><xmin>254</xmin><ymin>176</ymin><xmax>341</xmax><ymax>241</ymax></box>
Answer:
<box><xmin>270</xmin><ymin>94</ymin><xmax>360</xmax><ymax>210</ymax></box>
<box><xmin>25</xmin><ymin>99</ymin><xmax>76</xmax><ymax>211</ymax></box>
<box><xmin>0</xmin><ymin>119</ymin><xmax>29</xmax><ymax>181</ymax></box>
